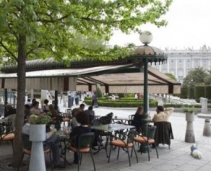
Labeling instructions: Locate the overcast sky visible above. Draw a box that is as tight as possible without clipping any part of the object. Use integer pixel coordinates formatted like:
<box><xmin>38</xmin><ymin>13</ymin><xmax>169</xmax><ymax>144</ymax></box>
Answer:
<box><xmin>109</xmin><ymin>0</ymin><xmax>211</xmax><ymax>50</ymax></box>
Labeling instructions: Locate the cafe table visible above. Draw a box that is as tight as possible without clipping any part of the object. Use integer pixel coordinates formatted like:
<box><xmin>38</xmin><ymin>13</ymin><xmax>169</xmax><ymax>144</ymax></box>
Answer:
<box><xmin>91</xmin><ymin>124</ymin><xmax>135</xmax><ymax>156</ymax></box>
<box><xmin>56</xmin><ymin>130</ymin><xmax>70</xmax><ymax>167</ymax></box>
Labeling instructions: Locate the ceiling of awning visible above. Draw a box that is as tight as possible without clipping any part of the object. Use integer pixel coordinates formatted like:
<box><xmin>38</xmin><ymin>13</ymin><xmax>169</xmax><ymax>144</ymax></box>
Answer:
<box><xmin>0</xmin><ymin>64</ymin><xmax>180</xmax><ymax>94</ymax></box>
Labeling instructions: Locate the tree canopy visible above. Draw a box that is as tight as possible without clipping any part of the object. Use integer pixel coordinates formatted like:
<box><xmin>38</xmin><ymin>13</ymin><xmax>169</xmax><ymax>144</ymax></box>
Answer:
<box><xmin>182</xmin><ymin>67</ymin><xmax>208</xmax><ymax>87</ymax></box>
<box><xmin>0</xmin><ymin>0</ymin><xmax>172</xmax><ymax>63</ymax></box>
<box><xmin>165</xmin><ymin>73</ymin><xmax>176</xmax><ymax>80</ymax></box>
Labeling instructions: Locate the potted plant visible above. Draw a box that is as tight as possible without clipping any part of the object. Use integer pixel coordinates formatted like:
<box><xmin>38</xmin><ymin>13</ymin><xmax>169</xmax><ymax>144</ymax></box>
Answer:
<box><xmin>183</xmin><ymin>105</ymin><xmax>195</xmax><ymax>122</ymax></box>
<box><xmin>183</xmin><ymin>105</ymin><xmax>195</xmax><ymax>143</ymax></box>
<box><xmin>29</xmin><ymin>114</ymin><xmax>51</xmax><ymax>171</ymax></box>
<box><xmin>29</xmin><ymin>114</ymin><xmax>51</xmax><ymax>141</ymax></box>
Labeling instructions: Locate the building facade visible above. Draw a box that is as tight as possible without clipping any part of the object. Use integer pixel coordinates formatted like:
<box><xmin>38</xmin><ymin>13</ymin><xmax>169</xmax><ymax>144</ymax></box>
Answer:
<box><xmin>151</xmin><ymin>46</ymin><xmax>211</xmax><ymax>83</ymax></box>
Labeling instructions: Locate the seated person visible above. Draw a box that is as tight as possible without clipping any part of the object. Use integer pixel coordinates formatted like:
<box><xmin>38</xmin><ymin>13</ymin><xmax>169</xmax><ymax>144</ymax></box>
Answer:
<box><xmin>42</xmin><ymin>99</ymin><xmax>49</xmax><ymax>112</ymax></box>
<box><xmin>48</xmin><ymin>104</ymin><xmax>59</xmax><ymax>118</ymax></box>
<box><xmin>4</xmin><ymin>104</ymin><xmax>16</xmax><ymax>117</ymax></box>
<box><xmin>22</xmin><ymin>115</ymin><xmax>64</xmax><ymax>168</ymax></box>
<box><xmin>132</xmin><ymin>106</ymin><xmax>144</xmax><ymax>133</ymax></box>
<box><xmin>69</xmin><ymin>111</ymin><xmax>91</xmax><ymax>164</ymax></box>
<box><xmin>24</xmin><ymin>104</ymin><xmax>31</xmax><ymax>120</ymax></box>
<box><xmin>84</xmin><ymin>106</ymin><xmax>95</xmax><ymax>124</ymax></box>
<box><xmin>30</xmin><ymin>101</ymin><xmax>43</xmax><ymax>115</ymax></box>
<box><xmin>70</xmin><ymin>108</ymin><xmax>80</xmax><ymax>128</ymax></box>
<box><xmin>78</xmin><ymin>103</ymin><xmax>85</xmax><ymax>111</ymax></box>
<box><xmin>152</xmin><ymin>106</ymin><xmax>174</xmax><ymax>122</ymax></box>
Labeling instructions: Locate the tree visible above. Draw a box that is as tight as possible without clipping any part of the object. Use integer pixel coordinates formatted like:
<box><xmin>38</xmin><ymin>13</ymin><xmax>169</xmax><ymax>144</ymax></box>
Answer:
<box><xmin>0</xmin><ymin>0</ymin><xmax>172</xmax><ymax>166</ymax></box>
<box><xmin>183</xmin><ymin>67</ymin><xmax>208</xmax><ymax>88</ymax></box>
<box><xmin>165</xmin><ymin>73</ymin><xmax>176</xmax><ymax>80</ymax></box>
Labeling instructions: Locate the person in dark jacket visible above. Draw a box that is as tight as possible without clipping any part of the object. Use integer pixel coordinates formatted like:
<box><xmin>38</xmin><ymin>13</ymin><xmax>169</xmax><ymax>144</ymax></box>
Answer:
<box><xmin>132</xmin><ymin>106</ymin><xmax>144</xmax><ymax>133</ymax></box>
<box><xmin>84</xmin><ymin>106</ymin><xmax>95</xmax><ymax>124</ymax></box>
<box><xmin>70</xmin><ymin>111</ymin><xmax>91</xmax><ymax>164</ymax></box>
<box><xmin>4</xmin><ymin>104</ymin><xmax>16</xmax><ymax>117</ymax></box>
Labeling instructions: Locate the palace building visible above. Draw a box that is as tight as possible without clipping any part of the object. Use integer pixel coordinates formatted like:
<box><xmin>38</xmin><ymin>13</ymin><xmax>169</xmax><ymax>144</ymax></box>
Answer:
<box><xmin>151</xmin><ymin>46</ymin><xmax>211</xmax><ymax>83</ymax></box>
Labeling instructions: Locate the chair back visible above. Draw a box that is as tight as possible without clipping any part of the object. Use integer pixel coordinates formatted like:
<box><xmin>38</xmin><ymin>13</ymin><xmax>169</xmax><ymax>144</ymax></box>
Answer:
<box><xmin>22</xmin><ymin>134</ymin><xmax>32</xmax><ymax>150</ymax></box>
<box><xmin>0</xmin><ymin>124</ymin><xmax>5</xmax><ymax>135</ymax></box>
<box><xmin>154</xmin><ymin>122</ymin><xmax>173</xmax><ymax>145</ymax></box>
<box><xmin>0</xmin><ymin>121</ymin><xmax>12</xmax><ymax>134</ymax></box>
<box><xmin>78</xmin><ymin>132</ymin><xmax>95</xmax><ymax>149</ymax></box>
<box><xmin>147</xmin><ymin>126</ymin><xmax>157</xmax><ymax>139</ymax></box>
<box><xmin>127</xmin><ymin>130</ymin><xmax>137</xmax><ymax>144</ymax></box>
<box><xmin>128</xmin><ymin>114</ymin><xmax>135</xmax><ymax>120</ymax></box>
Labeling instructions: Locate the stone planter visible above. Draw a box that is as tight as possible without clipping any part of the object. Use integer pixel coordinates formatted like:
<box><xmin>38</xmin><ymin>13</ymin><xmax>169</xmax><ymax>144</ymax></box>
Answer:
<box><xmin>29</xmin><ymin>124</ymin><xmax>46</xmax><ymax>171</ymax></box>
<box><xmin>185</xmin><ymin>113</ymin><xmax>195</xmax><ymax>143</ymax></box>
<box><xmin>185</xmin><ymin>113</ymin><xmax>194</xmax><ymax>122</ymax></box>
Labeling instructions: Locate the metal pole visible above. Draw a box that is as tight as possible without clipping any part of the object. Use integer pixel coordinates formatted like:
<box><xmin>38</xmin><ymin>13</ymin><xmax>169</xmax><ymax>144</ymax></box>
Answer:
<box><xmin>139</xmin><ymin>58</ymin><xmax>149</xmax><ymax>153</ymax></box>
<box><xmin>54</xmin><ymin>90</ymin><xmax>58</xmax><ymax>110</ymax></box>
<box><xmin>143</xmin><ymin>58</ymin><xmax>148</xmax><ymax>114</ymax></box>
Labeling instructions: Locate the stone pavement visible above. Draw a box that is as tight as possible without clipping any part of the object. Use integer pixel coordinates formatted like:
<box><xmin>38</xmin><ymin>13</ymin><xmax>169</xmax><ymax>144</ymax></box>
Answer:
<box><xmin>0</xmin><ymin>107</ymin><xmax>211</xmax><ymax>171</ymax></box>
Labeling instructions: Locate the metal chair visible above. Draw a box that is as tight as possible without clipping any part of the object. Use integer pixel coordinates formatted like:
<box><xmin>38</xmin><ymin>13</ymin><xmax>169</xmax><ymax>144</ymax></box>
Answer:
<box><xmin>0</xmin><ymin>123</ymin><xmax>14</xmax><ymax>150</ymax></box>
<box><xmin>17</xmin><ymin>134</ymin><xmax>53</xmax><ymax>171</ymax></box>
<box><xmin>108</xmin><ymin>130</ymin><xmax>138</xmax><ymax>166</ymax></box>
<box><xmin>68</xmin><ymin>132</ymin><xmax>96</xmax><ymax>171</ymax></box>
<box><xmin>134</xmin><ymin>126</ymin><xmax>159</xmax><ymax>161</ymax></box>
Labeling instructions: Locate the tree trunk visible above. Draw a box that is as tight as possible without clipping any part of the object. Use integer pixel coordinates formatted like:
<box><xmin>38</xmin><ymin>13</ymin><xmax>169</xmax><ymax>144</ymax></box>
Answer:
<box><xmin>12</xmin><ymin>35</ymin><xmax>26</xmax><ymax>167</ymax></box>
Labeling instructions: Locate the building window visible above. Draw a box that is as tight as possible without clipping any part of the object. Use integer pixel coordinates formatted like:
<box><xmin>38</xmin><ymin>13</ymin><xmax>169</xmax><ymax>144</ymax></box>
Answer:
<box><xmin>178</xmin><ymin>59</ymin><xmax>182</xmax><ymax>63</ymax></box>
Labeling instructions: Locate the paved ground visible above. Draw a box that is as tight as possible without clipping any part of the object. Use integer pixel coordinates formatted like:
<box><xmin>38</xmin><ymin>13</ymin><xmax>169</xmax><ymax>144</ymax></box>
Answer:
<box><xmin>0</xmin><ymin>107</ymin><xmax>211</xmax><ymax>171</ymax></box>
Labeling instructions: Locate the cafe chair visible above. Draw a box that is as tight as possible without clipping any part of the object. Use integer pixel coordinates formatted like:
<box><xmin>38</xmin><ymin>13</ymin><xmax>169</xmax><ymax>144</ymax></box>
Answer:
<box><xmin>17</xmin><ymin>134</ymin><xmax>53</xmax><ymax>171</ymax></box>
<box><xmin>134</xmin><ymin>126</ymin><xmax>158</xmax><ymax>161</ymax></box>
<box><xmin>154</xmin><ymin>122</ymin><xmax>174</xmax><ymax>149</ymax></box>
<box><xmin>108</xmin><ymin>130</ymin><xmax>138</xmax><ymax>166</ymax></box>
<box><xmin>68</xmin><ymin>132</ymin><xmax>96</xmax><ymax>171</ymax></box>
<box><xmin>0</xmin><ymin>123</ymin><xmax>14</xmax><ymax>150</ymax></box>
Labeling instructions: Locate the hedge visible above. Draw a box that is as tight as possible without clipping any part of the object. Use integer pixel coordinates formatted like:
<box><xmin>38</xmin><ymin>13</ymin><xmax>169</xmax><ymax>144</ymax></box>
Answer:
<box><xmin>84</xmin><ymin>99</ymin><xmax>158</xmax><ymax>107</ymax></box>
<box><xmin>195</xmin><ymin>85</ymin><xmax>206</xmax><ymax>102</ymax></box>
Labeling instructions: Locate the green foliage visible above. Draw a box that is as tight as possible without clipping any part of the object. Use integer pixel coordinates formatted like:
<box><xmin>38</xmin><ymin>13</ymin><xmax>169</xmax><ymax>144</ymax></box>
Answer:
<box><xmin>84</xmin><ymin>98</ymin><xmax>158</xmax><ymax>107</ymax></box>
<box><xmin>180</xmin><ymin>86</ymin><xmax>188</xmax><ymax>99</ymax></box>
<box><xmin>165</xmin><ymin>73</ymin><xmax>176</xmax><ymax>80</ymax></box>
<box><xmin>29</xmin><ymin>114</ymin><xmax>51</xmax><ymax>124</ymax></box>
<box><xmin>0</xmin><ymin>0</ymin><xmax>173</xmax><ymax>63</ymax></box>
<box><xmin>194</xmin><ymin>85</ymin><xmax>206</xmax><ymax>101</ymax></box>
<box><xmin>205</xmin><ymin>85</ymin><xmax>211</xmax><ymax>101</ymax></box>
<box><xmin>183</xmin><ymin>105</ymin><xmax>195</xmax><ymax>114</ymax></box>
<box><xmin>163</xmin><ymin>104</ymin><xmax>201</xmax><ymax>108</ymax></box>
<box><xmin>124</xmin><ymin>93</ymin><xmax>135</xmax><ymax>98</ymax></box>
<box><xmin>183</xmin><ymin>67</ymin><xmax>208</xmax><ymax>87</ymax></box>
<box><xmin>194</xmin><ymin>85</ymin><xmax>211</xmax><ymax>101</ymax></box>
<box><xmin>96</xmin><ymin>84</ymin><xmax>103</xmax><ymax>98</ymax></box>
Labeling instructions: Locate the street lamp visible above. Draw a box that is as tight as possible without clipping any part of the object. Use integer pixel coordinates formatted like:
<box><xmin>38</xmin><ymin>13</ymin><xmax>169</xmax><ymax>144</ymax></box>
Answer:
<box><xmin>133</xmin><ymin>31</ymin><xmax>167</xmax><ymax>152</ymax></box>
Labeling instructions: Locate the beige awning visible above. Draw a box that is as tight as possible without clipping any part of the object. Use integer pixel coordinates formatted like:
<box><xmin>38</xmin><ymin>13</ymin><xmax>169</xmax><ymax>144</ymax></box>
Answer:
<box><xmin>0</xmin><ymin>64</ymin><xmax>180</xmax><ymax>93</ymax></box>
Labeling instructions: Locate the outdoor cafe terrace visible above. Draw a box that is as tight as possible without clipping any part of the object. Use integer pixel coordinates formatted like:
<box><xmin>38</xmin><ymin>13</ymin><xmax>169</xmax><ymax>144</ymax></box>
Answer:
<box><xmin>0</xmin><ymin>107</ymin><xmax>211</xmax><ymax>171</ymax></box>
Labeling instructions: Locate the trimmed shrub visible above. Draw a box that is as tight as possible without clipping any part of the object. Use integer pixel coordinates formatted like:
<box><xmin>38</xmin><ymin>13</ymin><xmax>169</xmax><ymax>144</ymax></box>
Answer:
<box><xmin>84</xmin><ymin>98</ymin><xmax>158</xmax><ymax>107</ymax></box>
<box><xmin>194</xmin><ymin>85</ymin><xmax>205</xmax><ymax>101</ymax></box>
<box><xmin>180</xmin><ymin>87</ymin><xmax>188</xmax><ymax>99</ymax></box>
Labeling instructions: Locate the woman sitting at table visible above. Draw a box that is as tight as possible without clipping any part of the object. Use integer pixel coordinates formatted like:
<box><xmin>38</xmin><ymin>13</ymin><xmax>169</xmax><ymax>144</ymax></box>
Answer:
<box><xmin>132</xmin><ymin>106</ymin><xmax>144</xmax><ymax>133</ymax></box>
<box><xmin>69</xmin><ymin>111</ymin><xmax>91</xmax><ymax>164</ymax></box>
<box><xmin>70</xmin><ymin>108</ymin><xmax>80</xmax><ymax>128</ymax></box>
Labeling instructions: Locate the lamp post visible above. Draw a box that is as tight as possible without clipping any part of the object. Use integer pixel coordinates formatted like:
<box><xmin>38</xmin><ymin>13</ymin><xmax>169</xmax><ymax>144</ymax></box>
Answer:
<box><xmin>188</xmin><ymin>79</ymin><xmax>193</xmax><ymax>99</ymax></box>
<box><xmin>133</xmin><ymin>31</ymin><xmax>168</xmax><ymax>152</ymax></box>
